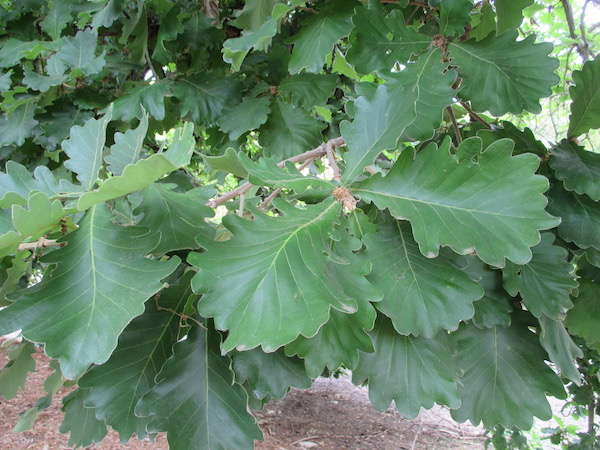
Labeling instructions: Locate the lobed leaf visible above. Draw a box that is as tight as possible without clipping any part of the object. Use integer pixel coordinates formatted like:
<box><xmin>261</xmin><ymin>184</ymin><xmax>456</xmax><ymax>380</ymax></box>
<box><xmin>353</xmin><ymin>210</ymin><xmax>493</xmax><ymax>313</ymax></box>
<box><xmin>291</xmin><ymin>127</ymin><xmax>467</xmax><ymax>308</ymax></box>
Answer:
<box><xmin>549</xmin><ymin>139</ymin><xmax>600</xmax><ymax>201</ymax></box>
<box><xmin>567</xmin><ymin>55</ymin><xmax>600</xmax><ymax>137</ymax></box>
<box><xmin>565</xmin><ymin>279</ymin><xmax>600</xmax><ymax>351</ymax></box>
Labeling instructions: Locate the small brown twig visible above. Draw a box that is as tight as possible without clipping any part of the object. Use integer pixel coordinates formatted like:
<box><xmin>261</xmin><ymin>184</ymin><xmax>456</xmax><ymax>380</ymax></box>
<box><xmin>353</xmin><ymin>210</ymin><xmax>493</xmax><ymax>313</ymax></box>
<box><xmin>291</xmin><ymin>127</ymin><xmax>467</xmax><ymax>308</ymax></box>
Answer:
<box><xmin>145</xmin><ymin>46</ymin><xmax>160</xmax><ymax>80</ymax></box>
<box><xmin>237</xmin><ymin>192</ymin><xmax>245</xmax><ymax>217</ymax></box>
<box><xmin>17</xmin><ymin>238</ymin><xmax>65</xmax><ymax>252</ymax></box>
<box><xmin>155</xmin><ymin>296</ymin><xmax>207</xmax><ymax>329</ymax></box>
<box><xmin>326</xmin><ymin>141</ymin><xmax>341</xmax><ymax>181</ymax></box>
<box><xmin>259</xmin><ymin>157</ymin><xmax>317</xmax><ymax>209</ymax></box>
<box><xmin>446</xmin><ymin>106</ymin><xmax>462</xmax><ymax>145</ymax></box>
<box><xmin>459</xmin><ymin>102</ymin><xmax>492</xmax><ymax>129</ymax></box>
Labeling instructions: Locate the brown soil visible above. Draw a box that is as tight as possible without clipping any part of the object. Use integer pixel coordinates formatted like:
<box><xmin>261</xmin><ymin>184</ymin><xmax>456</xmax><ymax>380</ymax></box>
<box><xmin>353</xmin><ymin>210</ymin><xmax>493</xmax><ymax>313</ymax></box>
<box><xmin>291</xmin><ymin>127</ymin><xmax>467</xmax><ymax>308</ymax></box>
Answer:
<box><xmin>0</xmin><ymin>344</ymin><xmax>486</xmax><ymax>449</ymax></box>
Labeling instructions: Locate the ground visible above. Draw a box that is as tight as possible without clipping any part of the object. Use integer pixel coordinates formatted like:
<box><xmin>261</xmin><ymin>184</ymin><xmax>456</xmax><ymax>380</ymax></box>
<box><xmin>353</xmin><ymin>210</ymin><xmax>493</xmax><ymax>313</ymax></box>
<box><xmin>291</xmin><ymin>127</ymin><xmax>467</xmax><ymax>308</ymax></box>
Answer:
<box><xmin>0</xmin><ymin>344</ymin><xmax>487</xmax><ymax>449</ymax></box>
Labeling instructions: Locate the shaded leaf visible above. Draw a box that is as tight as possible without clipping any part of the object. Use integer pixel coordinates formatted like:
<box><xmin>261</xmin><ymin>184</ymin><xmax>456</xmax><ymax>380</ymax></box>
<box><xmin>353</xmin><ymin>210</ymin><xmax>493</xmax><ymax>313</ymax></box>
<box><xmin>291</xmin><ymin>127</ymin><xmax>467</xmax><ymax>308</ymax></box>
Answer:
<box><xmin>40</xmin><ymin>0</ymin><xmax>73</xmax><ymax>39</ymax></box>
<box><xmin>0</xmin><ymin>341</ymin><xmax>36</xmax><ymax>400</ymax></box>
<box><xmin>353</xmin><ymin>315</ymin><xmax>460</xmax><ymax>418</ymax></box>
<box><xmin>539</xmin><ymin>315</ymin><xmax>583</xmax><ymax>385</ymax></box>
<box><xmin>217</xmin><ymin>96</ymin><xmax>271</xmax><ymax>140</ymax></box>
<box><xmin>91</xmin><ymin>0</ymin><xmax>126</xmax><ymax>29</ymax></box>
<box><xmin>477</xmin><ymin>121</ymin><xmax>547</xmax><ymax>156</ymax></box>
<box><xmin>189</xmin><ymin>199</ymin><xmax>380</xmax><ymax>353</ymax></box>
<box><xmin>278</xmin><ymin>73</ymin><xmax>337</xmax><ymax>109</ymax></box>
<box><xmin>467</xmin><ymin>259</ymin><xmax>513</xmax><ymax>328</ymax></box>
<box><xmin>60</xmin><ymin>389</ymin><xmax>107</xmax><ymax>448</ymax></box>
<box><xmin>134</xmin><ymin>183</ymin><xmax>215</xmax><ymax>254</ymax></box>
<box><xmin>439</xmin><ymin>0</ymin><xmax>473</xmax><ymax>35</ymax></box>
<box><xmin>223</xmin><ymin>18</ymin><xmax>278</xmax><ymax>71</ymax></box>
<box><xmin>451</xmin><ymin>318</ymin><xmax>565</xmax><ymax>429</ymax></box>
<box><xmin>234</xmin><ymin>0</ymin><xmax>279</xmax><ymax>30</ymax></box>
<box><xmin>448</xmin><ymin>31</ymin><xmax>559</xmax><ymax>115</ymax></box>
<box><xmin>565</xmin><ymin>279</ymin><xmax>600</xmax><ymax>350</ymax></box>
<box><xmin>550</xmin><ymin>139</ymin><xmax>600</xmax><ymax>201</ymax></box>
<box><xmin>203</xmin><ymin>148</ymin><xmax>249</xmax><ymax>178</ymax></box>
<box><xmin>78</xmin><ymin>272</ymin><xmax>196</xmax><ymax>442</ymax></box>
<box><xmin>0</xmin><ymin>39</ymin><xmax>50</xmax><ymax>68</ymax></box>
<box><xmin>152</xmin><ymin>5</ymin><xmax>183</xmax><ymax>64</ymax></box>
<box><xmin>23</xmin><ymin>54</ymin><xmax>67</xmax><ymax>92</ymax></box>
<box><xmin>494</xmin><ymin>0</ymin><xmax>533</xmax><ymax>34</ymax></box>
<box><xmin>288</xmin><ymin>0</ymin><xmax>359</xmax><ymax>73</ymax></box>
<box><xmin>346</xmin><ymin>6</ymin><xmax>430</xmax><ymax>75</ymax></box>
<box><xmin>111</xmin><ymin>82</ymin><xmax>171</xmax><ymax>121</ymax></box>
<box><xmin>503</xmin><ymin>233</ymin><xmax>577</xmax><ymax>319</ymax></box>
<box><xmin>258</xmin><ymin>100</ymin><xmax>326</xmax><ymax>159</ymax></box>
<box><xmin>12</xmin><ymin>191</ymin><xmax>65</xmax><ymax>239</ymax></box>
<box><xmin>62</xmin><ymin>107</ymin><xmax>112</xmax><ymax>191</ymax></box>
<box><xmin>0</xmin><ymin>101</ymin><xmax>39</xmax><ymax>147</ymax></box>
<box><xmin>105</xmin><ymin>110</ymin><xmax>149</xmax><ymax>176</ymax></box>
<box><xmin>568</xmin><ymin>56</ymin><xmax>600</xmax><ymax>137</ymax></box>
<box><xmin>0</xmin><ymin>204</ymin><xmax>180</xmax><ymax>379</ymax></box>
<box><xmin>353</xmin><ymin>138</ymin><xmax>558</xmax><ymax>267</ymax></box>
<box><xmin>363</xmin><ymin>217</ymin><xmax>483</xmax><ymax>337</ymax></box>
<box><xmin>136</xmin><ymin>323</ymin><xmax>263</xmax><ymax>449</ymax></box>
<box><xmin>56</xmin><ymin>29</ymin><xmax>105</xmax><ymax>76</ymax></box>
<box><xmin>232</xmin><ymin>348</ymin><xmax>311</xmax><ymax>400</ymax></box>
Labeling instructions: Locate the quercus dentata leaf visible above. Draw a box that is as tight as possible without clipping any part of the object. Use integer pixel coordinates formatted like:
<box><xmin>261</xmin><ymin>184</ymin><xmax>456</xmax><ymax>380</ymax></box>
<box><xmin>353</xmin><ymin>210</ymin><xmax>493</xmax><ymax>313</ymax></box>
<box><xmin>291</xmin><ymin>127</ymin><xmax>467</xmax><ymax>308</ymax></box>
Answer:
<box><xmin>0</xmin><ymin>101</ymin><xmax>39</xmax><ymax>147</ymax></box>
<box><xmin>223</xmin><ymin>18</ymin><xmax>278</xmax><ymax>71</ymax></box>
<box><xmin>469</xmin><ymin>260</ymin><xmax>513</xmax><ymax>329</ymax></box>
<box><xmin>503</xmin><ymin>233</ymin><xmax>577</xmax><ymax>319</ymax></box>
<box><xmin>278</xmin><ymin>73</ymin><xmax>338</xmax><ymax>109</ymax></box>
<box><xmin>111</xmin><ymin>82</ymin><xmax>172</xmax><ymax>121</ymax></box>
<box><xmin>353</xmin><ymin>315</ymin><xmax>460</xmax><ymax>419</ymax></box>
<box><xmin>78</xmin><ymin>271</ymin><xmax>197</xmax><ymax>442</ymax></box>
<box><xmin>136</xmin><ymin>322</ymin><xmax>263</xmax><ymax>449</ymax></box>
<box><xmin>549</xmin><ymin>139</ymin><xmax>600</xmax><ymax>201</ymax></box>
<box><xmin>0</xmin><ymin>341</ymin><xmax>36</xmax><ymax>400</ymax></box>
<box><xmin>189</xmin><ymin>198</ymin><xmax>380</xmax><ymax>353</ymax></box>
<box><xmin>539</xmin><ymin>315</ymin><xmax>583</xmax><ymax>385</ymax></box>
<box><xmin>353</xmin><ymin>138</ymin><xmax>558</xmax><ymax>267</ymax></box>
<box><xmin>567</xmin><ymin>55</ymin><xmax>600</xmax><ymax>137</ymax></box>
<box><xmin>451</xmin><ymin>318</ymin><xmax>565</xmax><ymax>429</ymax></box>
<box><xmin>40</xmin><ymin>0</ymin><xmax>73</xmax><ymax>40</ymax></box>
<box><xmin>494</xmin><ymin>0</ymin><xmax>534</xmax><ymax>34</ymax></box>
<box><xmin>56</xmin><ymin>29</ymin><xmax>106</xmax><ymax>76</ymax></box>
<box><xmin>0</xmin><ymin>204</ymin><xmax>180</xmax><ymax>379</ymax></box>
<box><xmin>362</xmin><ymin>217</ymin><xmax>483</xmax><ymax>337</ymax></box>
<box><xmin>217</xmin><ymin>96</ymin><xmax>271</xmax><ymax>141</ymax></box>
<box><xmin>60</xmin><ymin>389</ymin><xmax>108</xmax><ymax>448</ymax></box>
<box><xmin>438</xmin><ymin>0</ymin><xmax>473</xmax><ymax>35</ymax></box>
<box><xmin>565</xmin><ymin>279</ymin><xmax>600</xmax><ymax>350</ymax></box>
<box><xmin>105</xmin><ymin>110</ymin><xmax>149</xmax><ymax>176</ymax></box>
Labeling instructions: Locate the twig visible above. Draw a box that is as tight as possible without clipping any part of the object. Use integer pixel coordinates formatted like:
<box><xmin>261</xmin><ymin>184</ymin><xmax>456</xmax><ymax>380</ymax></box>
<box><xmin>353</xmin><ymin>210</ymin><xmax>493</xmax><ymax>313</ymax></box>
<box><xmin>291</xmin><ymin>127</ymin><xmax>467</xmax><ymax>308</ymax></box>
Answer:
<box><xmin>154</xmin><ymin>297</ymin><xmax>207</xmax><ymax>329</ymax></box>
<box><xmin>326</xmin><ymin>141</ymin><xmax>341</xmax><ymax>181</ymax></box>
<box><xmin>460</xmin><ymin>102</ymin><xmax>492</xmax><ymax>129</ymax></box>
<box><xmin>580</xmin><ymin>0</ymin><xmax>594</xmax><ymax>60</ymax></box>
<box><xmin>17</xmin><ymin>238</ymin><xmax>65</xmax><ymax>252</ymax></box>
<box><xmin>259</xmin><ymin>157</ymin><xmax>317</xmax><ymax>209</ymax></box>
<box><xmin>237</xmin><ymin>193</ymin><xmax>245</xmax><ymax>217</ymax></box>
<box><xmin>288</xmin><ymin>436</ymin><xmax>322</xmax><ymax>446</ymax></box>
<box><xmin>207</xmin><ymin>137</ymin><xmax>345</xmax><ymax>208</ymax></box>
<box><xmin>144</xmin><ymin>46</ymin><xmax>160</xmax><ymax>80</ymax></box>
<box><xmin>446</xmin><ymin>106</ymin><xmax>462</xmax><ymax>145</ymax></box>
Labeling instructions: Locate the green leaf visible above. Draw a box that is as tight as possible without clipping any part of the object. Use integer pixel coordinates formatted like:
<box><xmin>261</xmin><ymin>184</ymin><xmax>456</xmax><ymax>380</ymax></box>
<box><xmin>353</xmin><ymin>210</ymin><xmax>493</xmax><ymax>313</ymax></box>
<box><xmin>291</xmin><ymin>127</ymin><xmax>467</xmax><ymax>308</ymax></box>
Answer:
<box><xmin>217</xmin><ymin>96</ymin><xmax>271</xmax><ymax>140</ymax></box>
<box><xmin>134</xmin><ymin>183</ymin><xmax>215</xmax><ymax>254</ymax></box>
<box><xmin>539</xmin><ymin>315</ymin><xmax>583</xmax><ymax>385</ymax></box>
<box><xmin>0</xmin><ymin>39</ymin><xmax>50</xmax><ymax>68</ymax></box>
<box><xmin>105</xmin><ymin>110</ymin><xmax>149</xmax><ymax>176</ymax></box>
<box><xmin>78</xmin><ymin>272</ymin><xmax>196</xmax><ymax>442</ymax></box>
<box><xmin>111</xmin><ymin>82</ymin><xmax>171</xmax><ymax>121</ymax></box>
<box><xmin>223</xmin><ymin>18</ymin><xmax>278</xmax><ymax>71</ymax></box>
<box><xmin>60</xmin><ymin>389</ymin><xmax>107</xmax><ymax>448</ymax></box>
<box><xmin>477</xmin><ymin>121</ymin><xmax>547</xmax><ymax>156</ymax></box>
<box><xmin>494</xmin><ymin>0</ymin><xmax>534</xmax><ymax>34</ymax></box>
<box><xmin>232</xmin><ymin>348</ymin><xmax>312</xmax><ymax>399</ymax></box>
<box><xmin>189</xmin><ymin>199</ymin><xmax>380</xmax><ymax>353</ymax></box>
<box><xmin>35</xmin><ymin>107</ymin><xmax>94</xmax><ymax>151</ymax></box>
<box><xmin>0</xmin><ymin>341</ymin><xmax>36</xmax><ymax>400</ymax></box>
<box><xmin>548</xmin><ymin>184</ymin><xmax>600</xmax><ymax>250</ymax></box>
<box><xmin>353</xmin><ymin>315</ymin><xmax>460</xmax><ymax>418</ymax></box>
<box><xmin>56</xmin><ymin>29</ymin><xmax>106</xmax><ymax>76</ymax></box>
<box><xmin>353</xmin><ymin>138</ymin><xmax>558</xmax><ymax>267</ymax></box>
<box><xmin>0</xmin><ymin>251</ymin><xmax>30</xmax><ymax>305</ymax></box>
<box><xmin>234</xmin><ymin>0</ymin><xmax>279</xmax><ymax>30</ymax></box>
<box><xmin>346</xmin><ymin>6</ymin><xmax>430</xmax><ymax>75</ymax></box>
<box><xmin>503</xmin><ymin>233</ymin><xmax>577</xmax><ymax>319</ymax></box>
<box><xmin>23</xmin><ymin>54</ymin><xmax>67</xmax><ymax>92</ymax></box>
<box><xmin>173</xmin><ymin>74</ymin><xmax>241</xmax><ymax>125</ymax></box>
<box><xmin>203</xmin><ymin>148</ymin><xmax>249</xmax><ymax>178</ymax></box>
<box><xmin>12</xmin><ymin>191</ymin><xmax>65</xmax><ymax>239</ymax></box>
<box><xmin>40</xmin><ymin>0</ymin><xmax>73</xmax><ymax>39</ymax></box>
<box><xmin>0</xmin><ymin>70</ymin><xmax>12</xmax><ymax>91</ymax></box>
<box><xmin>451</xmin><ymin>318</ymin><xmax>565</xmax><ymax>429</ymax></box>
<box><xmin>565</xmin><ymin>279</ymin><xmax>600</xmax><ymax>350</ymax></box>
<box><xmin>238</xmin><ymin>152</ymin><xmax>333</xmax><ymax>194</ymax></box>
<box><xmin>136</xmin><ymin>323</ymin><xmax>263</xmax><ymax>449</ymax></box>
<box><xmin>469</xmin><ymin>260</ymin><xmax>513</xmax><ymax>328</ymax></box>
<box><xmin>62</xmin><ymin>107</ymin><xmax>112</xmax><ymax>191</ymax></box>
<box><xmin>0</xmin><ymin>161</ymin><xmax>79</xmax><ymax>209</ymax></box>
<box><xmin>287</xmin><ymin>0</ymin><xmax>359</xmax><ymax>74</ymax></box>
<box><xmin>0</xmin><ymin>204</ymin><xmax>180</xmax><ymax>379</ymax></box>
<box><xmin>152</xmin><ymin>5</ymin><xmax>183</xmax><ymax>64</ymax></box>
<box><xmin>379</xmin><ymin>49</ymin><xmax>458</xmax><ymax>142</ymax></box>
<box><xmin>0</xmin><ymin>101</ymin><xmax>39</xmax><ymax>146</ymax></box>
<box><xmin>439</xmin><ymin>0</ymin><xmax>473</xmax><ymax>36</ymax></box>
<box><xmin>258</xmin><ymin>100</ymin><xmax>326</xmax><ymax>159</ymax></box>
<box><xmin>77</xmin><ymin>123</ymin><xmax>194</xmax><ymax>210</ymax></box>
<box><xmin>340</xmin><ymin>85</ymin><xmax>414</xmax><ymax>183</ymax></box>
<box><xmin>363</xmin><ymin>217</ymin><xmax>483</xmax><ymax>337</ymax></box>
<box><xmin>279</xmin><ymin>74</ymin><xmax>338</xmax><ymax>109</ymax></box>
<box><xmin>448</xmin><ymin>31</ymin><xmax>559</xmax><ymax>115</ymax></box>
<box><xmin>568</xmin><ymin>57</ymin><xmax>600</xmax><ymax>137</ymax></box>
<box><xmin>549</xmin><ymin>139</ymin><xmax>600</xmax><ymax>201</ymax></box>
<box><xmin>472</xmin><ymin>1</ymin><xmax>496</xmax><ymax>41</ymax></box>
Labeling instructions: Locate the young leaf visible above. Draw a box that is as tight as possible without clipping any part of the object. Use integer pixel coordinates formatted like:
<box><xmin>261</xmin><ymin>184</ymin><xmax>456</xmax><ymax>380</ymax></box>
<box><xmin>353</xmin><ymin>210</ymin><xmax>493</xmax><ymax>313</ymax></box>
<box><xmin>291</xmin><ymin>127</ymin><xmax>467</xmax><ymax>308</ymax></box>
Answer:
<box><xmin>62</xmin><ymin>106</ymin><xmax>112</xmax><ymax>191</ymax></box>
<box><xmin>363</xmin><ymin>218</ymin><xmax>483</xmax><ymax>337</ymax></box>
<box><xmin>0</xmin><ymin>204</ymin><xmax>180</xmax><ymax>379</ymax></box>
<box><xmin>11</xmin><ymin>191</ymin><xmax>65</xmax><ymax>239</ymax></box>
<box><xmin>353</xmin><ymin>138</ymin><xmax>558</xmax><ymax>267</ymax></box>
<box><xmin>189</xmin><ymin>199</ymin><xmax>380</xmax><ymax>353</ymax></box>
<box><xmin>353</xmin><ymin>315</ymin><xmax>460</xmax><ymax>419</ymax></box>
<box><xmin>568</xmin><ymin>56</ymin><xmax>600</xmax><ymax>137</ymax></box>
<box><xmin>451</xmin><ymin>318</ymin><xmax>566</xmax><ymax>429</ymax></box>
<box><xmin>503</xmin><ymin>233</ymin><xmax>577</xmax><ymax>319</ymax></box>
<box><xmin>288</xmin><ymin>0</ymin><xmax>359</xmax><ymax>73</ymax></box>
<box><xmin>136</xmin><ymin>323</ymin><xmax>263</xmax><ymax>449</ymax></box>
<box><xmin>449</xmin><ymin>31</ymin><xmax>559</xmax><ymax>115</ymax></box>
<box><xmin>232</xmin><ymin>348</ymin><xmax>312</xmax><ymax>400</ymax></box>
<box><xmin>550</xmin><ymin>139</ymin><xmax>600</xmax><ymax>201</ymax></box>
<box><xmin>78</xmin><ymin>272</ymin><xmax>197</xmax><ymax>442</ymax></box>
<box><xmin>0</xmin><ymin>341</ymin><xmax>36</xmax><ymax>400</ymax></box>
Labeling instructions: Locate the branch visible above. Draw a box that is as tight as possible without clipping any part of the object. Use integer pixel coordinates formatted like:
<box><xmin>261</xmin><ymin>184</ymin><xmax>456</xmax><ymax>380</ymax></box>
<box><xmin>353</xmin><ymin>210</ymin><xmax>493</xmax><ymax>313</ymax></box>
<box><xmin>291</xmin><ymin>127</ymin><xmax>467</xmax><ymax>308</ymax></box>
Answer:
<box><xmin>144</xmin><ymin>46</ymin><xmax>160</xmax><ymax>80</ymax></box>
<box><xmin>17</xmin><ymin>238</ymin><xmax>65</xmax><ymax>252</ymax></box>
<box><xmin>460</xmin><ymin>102</ymin><xmax>492</xmax><ymax>129</ymax></box>
<box><xmin>260</xmin><ymin>157</ymin><xmax>317</xmax><ymax>209</ymax></box>
<box><xmin>207</xmin><ymin>137</ymin><xmax>345</xmax><ymax>209</ymax></box>
<box><xmin>446</xmin><ymin>106</ymin><xmax>462</xmax><ymax>145</ymax></box>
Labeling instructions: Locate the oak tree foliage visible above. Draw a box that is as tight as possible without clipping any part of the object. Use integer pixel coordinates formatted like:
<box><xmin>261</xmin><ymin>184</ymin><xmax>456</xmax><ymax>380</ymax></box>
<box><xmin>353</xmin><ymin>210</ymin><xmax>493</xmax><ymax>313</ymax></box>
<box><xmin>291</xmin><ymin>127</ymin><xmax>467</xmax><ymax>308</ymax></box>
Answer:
<box><xmin>0</xmin><ymin>0</ymin><xmax>599</xmax><ymax>448</ymax></box>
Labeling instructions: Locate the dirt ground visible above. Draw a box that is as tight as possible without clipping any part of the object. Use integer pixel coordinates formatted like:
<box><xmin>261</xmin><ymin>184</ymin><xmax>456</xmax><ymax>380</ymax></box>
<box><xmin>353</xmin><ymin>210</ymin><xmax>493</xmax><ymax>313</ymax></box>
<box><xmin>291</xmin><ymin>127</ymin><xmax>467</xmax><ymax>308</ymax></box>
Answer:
<box><xmin>0</xmin><ymin>344</ymin><xmax>486</xmax><ymax>450</ymax></box>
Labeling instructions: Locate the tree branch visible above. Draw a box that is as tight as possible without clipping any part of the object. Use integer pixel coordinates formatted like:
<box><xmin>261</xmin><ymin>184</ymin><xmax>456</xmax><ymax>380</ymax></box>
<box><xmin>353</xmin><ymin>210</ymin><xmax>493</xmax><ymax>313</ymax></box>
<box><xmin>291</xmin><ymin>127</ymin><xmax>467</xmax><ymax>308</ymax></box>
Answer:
<box><xmin>446</xmin><ymin>106</ymin><xmax>462</xmax><ymax>145</ymax></box>
<box><xmin>17</xmin><ymin>238</ymin><xmax>65</xmax><ymax>252</ymax></box>
<box><xmin>145</xmin><ymin>46</ymin><xmax>160</xmax><ymax>80</ymax></box>
<box><xmin>207</xmin><ymin>137</ymin><xmax>346</xmax><ymax>209</ymax></box>
<box><xmin>460</xmin><ymin>102</ymin><xmax>492</xmax><ymax>129</ymax></box>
